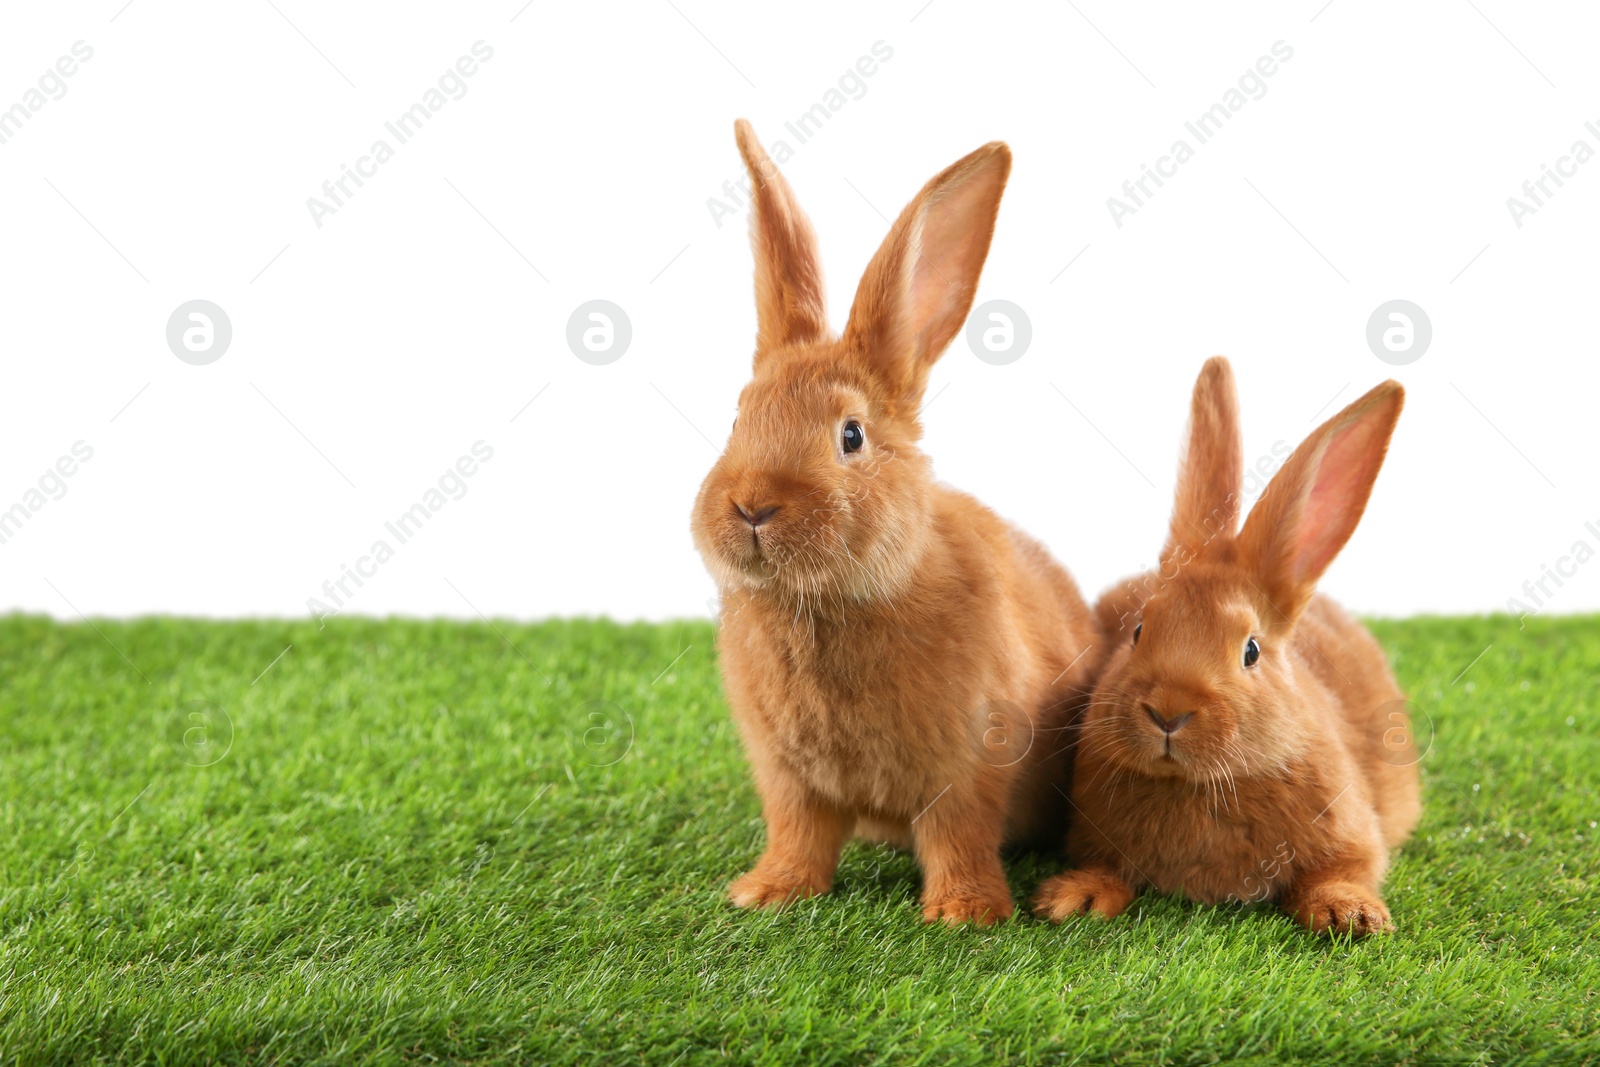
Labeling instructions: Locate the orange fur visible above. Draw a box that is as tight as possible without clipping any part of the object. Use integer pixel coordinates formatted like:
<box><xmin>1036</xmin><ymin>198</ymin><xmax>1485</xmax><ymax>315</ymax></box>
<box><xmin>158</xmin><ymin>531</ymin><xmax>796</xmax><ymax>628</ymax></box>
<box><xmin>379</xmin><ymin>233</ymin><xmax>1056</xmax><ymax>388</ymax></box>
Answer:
<box><xmin>693</xmin><ymin>120</ymin><xmax>1097</xmax><ymax>925</ymax></box>
<box><xmin>1035</xmin><ymin>358</ymin><xmax>1421</xmax><ymax>937</ymax></box>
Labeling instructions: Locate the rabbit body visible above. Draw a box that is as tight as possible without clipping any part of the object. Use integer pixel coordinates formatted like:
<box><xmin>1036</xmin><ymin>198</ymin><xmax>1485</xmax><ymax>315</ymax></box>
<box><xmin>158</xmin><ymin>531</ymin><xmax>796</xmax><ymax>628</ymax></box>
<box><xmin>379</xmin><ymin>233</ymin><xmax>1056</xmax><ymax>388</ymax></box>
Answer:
<box><xmin>693</xmin><ymin>121</ymin><xmax>1097</xmax><ymax>924</ymax></box>
<box><xmin>1037</xmin><ymin>358</ymin><xmax>1420</xmax><ymax>936</ymax></box>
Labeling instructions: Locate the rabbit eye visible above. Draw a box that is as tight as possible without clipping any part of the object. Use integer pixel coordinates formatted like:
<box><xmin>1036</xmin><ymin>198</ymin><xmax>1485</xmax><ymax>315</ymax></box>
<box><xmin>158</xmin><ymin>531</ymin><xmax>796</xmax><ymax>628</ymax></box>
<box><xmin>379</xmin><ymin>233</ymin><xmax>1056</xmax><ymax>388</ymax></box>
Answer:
<box><xmin>1132</xmin><ymin>623</ymin><xmax>1142</xmax><ymax>646</ymax></box>
<box><xmin>841</xmin><ymin>420</ymin><xmax>865</xmax><ymax>454</ymax></box>
<box><xmin>1243</xmin><ymin>637</ymin><xmax>1261</xmax><ymax>668</ymax></box>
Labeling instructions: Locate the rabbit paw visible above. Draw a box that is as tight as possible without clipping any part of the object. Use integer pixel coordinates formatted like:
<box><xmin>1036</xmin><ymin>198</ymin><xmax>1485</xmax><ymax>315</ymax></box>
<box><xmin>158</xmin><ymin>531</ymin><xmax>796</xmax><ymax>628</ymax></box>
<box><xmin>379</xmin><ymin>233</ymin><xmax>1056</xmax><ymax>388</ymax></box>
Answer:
<box><xmin>921</xmin><ymin>890</ymin><xmax>1014</xmax><ymax>926</ymax></box>
<box><xmin>1033</xmin><ymin>868</ymin><xmax>1134</xmax><ymax>922</ymax></box>
<box><xmin>1287</xmin><ymin>881</ymin><xmax>1393</xmax><ymax>937</ymax></box>
<box><xmin>728</xmin><ymin>867</ymin><xmax>827</xmax><ymax>911</ymax></box>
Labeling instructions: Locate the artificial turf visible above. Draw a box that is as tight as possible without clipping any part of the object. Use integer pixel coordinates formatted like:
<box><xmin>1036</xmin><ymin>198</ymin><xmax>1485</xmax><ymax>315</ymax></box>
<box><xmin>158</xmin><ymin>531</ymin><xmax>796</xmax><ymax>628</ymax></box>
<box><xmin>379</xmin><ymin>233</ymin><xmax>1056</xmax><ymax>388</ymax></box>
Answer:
<box><xmin>0</xmin><ymin>612</ymin><xmax>1595</xmax><ymax>1065</ymax></box>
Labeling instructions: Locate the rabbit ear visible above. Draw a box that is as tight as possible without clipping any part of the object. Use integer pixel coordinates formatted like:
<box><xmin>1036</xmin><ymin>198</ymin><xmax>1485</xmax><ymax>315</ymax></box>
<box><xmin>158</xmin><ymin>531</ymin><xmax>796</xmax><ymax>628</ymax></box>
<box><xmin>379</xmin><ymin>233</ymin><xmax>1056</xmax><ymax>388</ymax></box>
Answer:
<box><xmin>735</xmin><ymin>119</ymin><xmax>828</xmax><ymax>353</ymax></box>
<box><xmin>1238</xmin><ymin>380</ymin><xmax>1405</xmax><ymax>626</ymax></box>
<box><xmin>1162</xmin><ymin>356</ymin><xmax>1243</xmax><ymax>567</ymax></box>
<box><xmin>841</xmin><ymin>141</ymin><xmax>1012</xmax><ymax>408</ymax></box>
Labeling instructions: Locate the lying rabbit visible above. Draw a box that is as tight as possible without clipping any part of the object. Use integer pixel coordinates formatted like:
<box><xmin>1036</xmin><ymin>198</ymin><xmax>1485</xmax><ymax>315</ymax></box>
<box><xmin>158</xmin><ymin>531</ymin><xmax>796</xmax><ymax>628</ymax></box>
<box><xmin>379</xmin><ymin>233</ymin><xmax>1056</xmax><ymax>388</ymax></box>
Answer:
<box><xmin>1035</xmin><ymin>357</ymin><xmax>1420</xmax><ymax>936</ymax></box>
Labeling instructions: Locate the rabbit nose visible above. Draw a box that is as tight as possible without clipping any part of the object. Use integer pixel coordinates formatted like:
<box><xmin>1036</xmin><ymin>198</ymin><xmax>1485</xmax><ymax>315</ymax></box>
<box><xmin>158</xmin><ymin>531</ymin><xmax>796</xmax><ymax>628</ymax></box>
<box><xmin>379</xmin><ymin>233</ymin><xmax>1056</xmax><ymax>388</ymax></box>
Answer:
<box><xmin>734</xmin><ymin>502</ymin><xmax>780</xmax><ymax>527</ymax></box>
<box><xmin>1144</xmin><ymin>705</ymin><xmax>1194</xmax><ymax>735</ymax></box>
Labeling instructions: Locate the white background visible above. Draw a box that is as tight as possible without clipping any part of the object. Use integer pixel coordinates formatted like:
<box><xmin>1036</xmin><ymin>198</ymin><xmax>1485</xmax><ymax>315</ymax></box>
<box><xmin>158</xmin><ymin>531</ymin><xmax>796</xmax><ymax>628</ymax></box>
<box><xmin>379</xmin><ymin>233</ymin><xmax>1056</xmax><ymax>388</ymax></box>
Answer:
<box><xmin>1</xmin><ymin>0</ymin><xmax>1595</xmax><ymax>622</ymax></box>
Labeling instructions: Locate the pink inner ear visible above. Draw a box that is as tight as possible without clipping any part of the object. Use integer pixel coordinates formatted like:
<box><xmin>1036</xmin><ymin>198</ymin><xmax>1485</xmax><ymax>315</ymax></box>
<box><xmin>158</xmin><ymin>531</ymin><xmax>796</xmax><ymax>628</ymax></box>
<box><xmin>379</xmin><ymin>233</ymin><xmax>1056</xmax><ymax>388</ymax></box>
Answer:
<box><xmin>1292</xmin><ymin>415</ymin><xmax>1387</xmax><ymax>583</ymax></box>
<box><xmin>905</xmin><ymin>188</ymin><xmax>993</xmax><ymax>352</ymax></box>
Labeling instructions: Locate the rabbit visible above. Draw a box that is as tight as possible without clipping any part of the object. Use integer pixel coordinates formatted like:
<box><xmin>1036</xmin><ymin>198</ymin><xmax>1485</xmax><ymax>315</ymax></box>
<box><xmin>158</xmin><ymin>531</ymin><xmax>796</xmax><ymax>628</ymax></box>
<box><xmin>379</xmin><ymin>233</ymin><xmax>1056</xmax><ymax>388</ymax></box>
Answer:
<box><xmin>1033</xmin><ymin>357</ymin><xmax>1421</xmax><ymax>936</ymax></box>
<box><xmin>690</xmin><ymin>119</ymin><xmax>1099</xmax><ymax>925</ymax></box>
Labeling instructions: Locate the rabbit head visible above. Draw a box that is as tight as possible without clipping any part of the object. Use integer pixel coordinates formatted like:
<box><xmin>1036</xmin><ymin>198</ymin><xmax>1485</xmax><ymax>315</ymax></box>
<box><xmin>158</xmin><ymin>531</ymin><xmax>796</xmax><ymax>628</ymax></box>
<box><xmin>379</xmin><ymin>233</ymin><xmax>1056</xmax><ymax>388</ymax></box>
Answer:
<box><xmin>1085</xmin><ymin>357</ymin><xmax>1406</xmax><ymax>785</ymax></box>
<box><xmin>692</xmin><ymin>120</ymin><xmax>1012</xmax><ymax>607</ymax></box>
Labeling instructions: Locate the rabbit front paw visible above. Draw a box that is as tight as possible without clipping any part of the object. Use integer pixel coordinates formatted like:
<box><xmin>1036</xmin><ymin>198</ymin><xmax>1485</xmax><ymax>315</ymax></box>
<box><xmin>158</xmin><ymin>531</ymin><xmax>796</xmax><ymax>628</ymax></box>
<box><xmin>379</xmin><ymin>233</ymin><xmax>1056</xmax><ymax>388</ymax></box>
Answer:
<box><xmin>1032</xmin><ymin>868</ymin><xmax>1134</xmax><ymax>922</ymax></box>
<box><xmin>1286</xmin><ymin>880</ymin><xmax>1393</xmax><ymax>936</ymax></box>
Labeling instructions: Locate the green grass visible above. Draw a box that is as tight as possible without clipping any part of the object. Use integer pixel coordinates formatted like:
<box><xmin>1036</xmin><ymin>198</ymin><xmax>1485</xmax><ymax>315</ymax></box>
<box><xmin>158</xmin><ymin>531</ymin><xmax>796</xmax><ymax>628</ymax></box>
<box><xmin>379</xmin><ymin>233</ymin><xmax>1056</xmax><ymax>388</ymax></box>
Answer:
<box><xmin>0</xmin><ymin>612</ymin><xmax>1596</xmax><ymax>1066</ymax></box>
